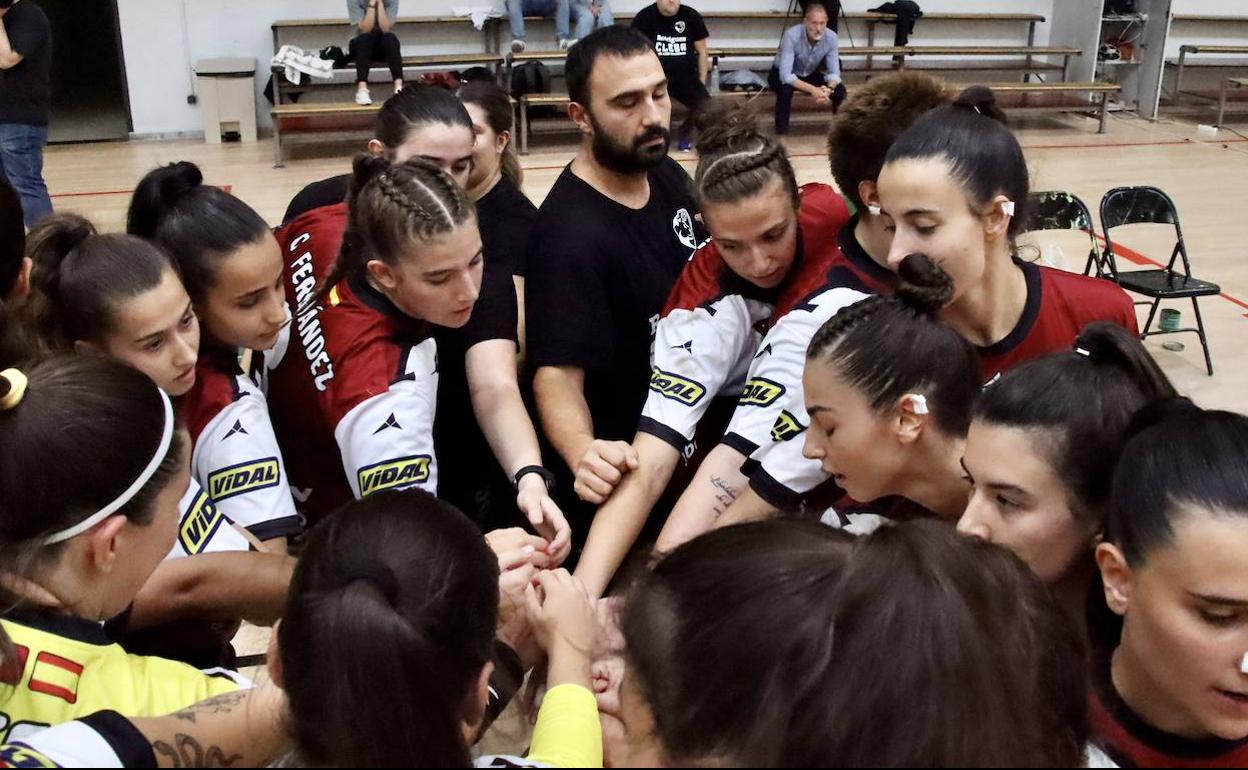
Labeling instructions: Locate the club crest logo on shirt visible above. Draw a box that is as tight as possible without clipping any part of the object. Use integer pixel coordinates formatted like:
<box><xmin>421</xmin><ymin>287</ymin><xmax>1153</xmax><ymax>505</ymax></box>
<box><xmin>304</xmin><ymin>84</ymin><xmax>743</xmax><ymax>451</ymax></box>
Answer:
<box><xmin>649</xmin><ymin>368</ymin><xmax>707</xmax><ymax>406</ymax></box>
<box><xmin>673</xmin><ymin>208</ymin><xmax>698</xmax><ymax>251</ymax></box>
<box><xmin>675</xmin><ymin>20</ymin><xmax>687</xmax><ymax>33</ymax></box>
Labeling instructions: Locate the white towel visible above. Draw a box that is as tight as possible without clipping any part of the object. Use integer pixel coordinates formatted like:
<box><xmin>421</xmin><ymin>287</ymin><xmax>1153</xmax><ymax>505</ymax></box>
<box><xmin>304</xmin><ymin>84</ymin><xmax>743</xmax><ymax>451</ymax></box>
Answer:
<box><xmin>452</xmin><ymin>4</ymin><xmax>505</xmax><ymax>30</ymax></box>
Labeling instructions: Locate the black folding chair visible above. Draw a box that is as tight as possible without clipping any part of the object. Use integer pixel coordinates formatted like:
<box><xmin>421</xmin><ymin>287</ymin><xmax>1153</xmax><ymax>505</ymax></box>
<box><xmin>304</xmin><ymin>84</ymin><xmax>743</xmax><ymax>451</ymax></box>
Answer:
<box><xmin>1099</xmin><ymin>186</ymin><xmax>1220</xmax><ymax>376</ymax></box>
<box><xmin>1027</xmin><ymin>191</ymin><xmax>1103</xmax><ymax>277</ymax></box>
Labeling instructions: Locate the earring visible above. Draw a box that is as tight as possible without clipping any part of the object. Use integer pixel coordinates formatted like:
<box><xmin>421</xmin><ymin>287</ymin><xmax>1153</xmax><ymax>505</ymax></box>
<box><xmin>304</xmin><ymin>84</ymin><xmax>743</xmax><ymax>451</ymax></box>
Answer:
<box><xmin>1001</xmin><ymin>200</ymin><xmax>1016</xmax><ymax>217</ymax></box>
<box><xmin>868</xmin><ymin>204</ymin><xmax>882</xmax><ymax>217</ymax></box>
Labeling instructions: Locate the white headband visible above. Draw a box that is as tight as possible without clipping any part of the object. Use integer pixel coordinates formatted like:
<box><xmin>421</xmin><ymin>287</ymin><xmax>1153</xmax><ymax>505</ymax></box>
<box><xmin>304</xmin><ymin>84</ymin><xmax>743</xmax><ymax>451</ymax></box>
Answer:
<box><xmin>42</xmin><ymin>389</ymin><xmax>176</xmax><ymax>545</ymax></box>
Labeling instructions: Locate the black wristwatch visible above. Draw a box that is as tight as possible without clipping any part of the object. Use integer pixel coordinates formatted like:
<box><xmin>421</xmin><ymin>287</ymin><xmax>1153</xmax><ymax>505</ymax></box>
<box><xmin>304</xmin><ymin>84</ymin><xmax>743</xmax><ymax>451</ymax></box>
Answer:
<box><xmin>513</xmin><ymin>465</ymin><xmax>556</xmax><ymax>492</ymax></box>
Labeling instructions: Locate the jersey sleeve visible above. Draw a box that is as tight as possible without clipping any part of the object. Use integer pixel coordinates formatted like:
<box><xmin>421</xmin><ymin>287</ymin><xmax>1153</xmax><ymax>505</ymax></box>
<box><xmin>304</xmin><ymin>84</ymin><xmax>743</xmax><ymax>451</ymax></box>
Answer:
<box><xmin>638</xmin><ymin>297</ymin><xmax>765</xmax><ymax>451</ymax></box>
<box><xmin>523</xmin><ymin>684</ymin><xmax>603</xmax><ymax>769</ymax></box>
<box><xmin>192</xmin><ymin>394</ymin><xmax>302</xmax><ymax>542</ymax></box>
<box><xmin>728</xmin><ymin>285</ymin><xmax>868</xmax><ymax>506</ymax></box>
<box><xmin>333</xmin><ymin>339</ymin><xmax>440</xmax><ymax>499</ymax></box>
<box><xmin>167</xmin><ymin>480</ymin><xmax>251</xmax><ymax>560</ymax></box>
<box><xmin>0</xmin><ymin>712</ymin><xmax>152</xmax><ymax>769</ymax></box>
<box><xmin>723</xmin><ymin>286</ymin><xmax>869</xmax><ymax>474</ymax></box>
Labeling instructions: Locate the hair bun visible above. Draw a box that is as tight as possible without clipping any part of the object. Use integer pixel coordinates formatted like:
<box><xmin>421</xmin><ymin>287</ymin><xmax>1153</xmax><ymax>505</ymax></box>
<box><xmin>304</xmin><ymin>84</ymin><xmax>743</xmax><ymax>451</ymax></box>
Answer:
<box><xmin>155</xmin><ymin>161</ymin><xmax>204</xmax><ymax>202</ymax></box>
<box><xmin>127</xmin><ymin>162</ymin><xmax>204</xmax><ymax>238</ymax></box>
<box><xmin>954</xmin><ymin>85</ymin><xmax>1008</xmax><ymax>126</ymax></box>
<box><xmin>694</xmin><ymin>100</ymin><xmax>763</xmax><ymax>156</ymax></box>
<box><xmin>1124</xmin><ymin>396</ymin><xmax>1201</xmax><ymax>444</ymax></box>
<box><xmin>895</xmin><ymin>253</ymin><xmax>955</xmax><ymax>314</ymax></box>
<box><xmin>350</xmin><ymin>153</ymin><xmax>394</xmax><ymax>197</ymax></box>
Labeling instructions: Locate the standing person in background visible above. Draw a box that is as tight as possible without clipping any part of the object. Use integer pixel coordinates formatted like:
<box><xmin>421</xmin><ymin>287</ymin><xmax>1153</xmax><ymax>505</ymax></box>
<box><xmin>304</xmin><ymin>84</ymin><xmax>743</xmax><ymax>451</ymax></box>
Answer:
<box><xmin>0</xmin><ymin>0</ymin><xmax>53</xmax><ymax>226</ymax></box>
<box><xmin>347</xmin><ymin>0</ymin><xmax>403</xmax><ymax>106</ymax></box>
<box><xmin>769</xmin><ymin>2</ymin><xmax>845</xmax><ymax>135</ymax></box>
<box><xmin>632</xmin><ymin>0</ymin><xmax>710</xmax><ymax>151</ymax></box>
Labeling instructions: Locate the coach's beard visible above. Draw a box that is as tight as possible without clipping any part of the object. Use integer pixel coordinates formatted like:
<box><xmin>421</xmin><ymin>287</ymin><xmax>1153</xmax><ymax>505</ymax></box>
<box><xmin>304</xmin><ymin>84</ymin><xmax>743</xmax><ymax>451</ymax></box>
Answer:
<box><xmin>590</xmin><ymin>121</ymin><xmax>672</xmax><ymax>175</ymax></box>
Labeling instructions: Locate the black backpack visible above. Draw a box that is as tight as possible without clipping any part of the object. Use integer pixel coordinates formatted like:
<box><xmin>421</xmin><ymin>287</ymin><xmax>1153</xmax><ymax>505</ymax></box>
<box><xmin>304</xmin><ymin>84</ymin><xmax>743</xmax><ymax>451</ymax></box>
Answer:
<box><xmin>510</xmin><ymin>61</ymin><xmax>551</xmax><ymax>100</ymax></box>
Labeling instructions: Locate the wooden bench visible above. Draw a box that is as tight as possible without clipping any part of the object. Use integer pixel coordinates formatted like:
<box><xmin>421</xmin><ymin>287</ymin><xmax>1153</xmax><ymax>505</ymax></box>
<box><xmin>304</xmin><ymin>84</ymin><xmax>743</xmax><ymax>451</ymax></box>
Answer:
<box><xmin>516</xmin><ymin>79</ymin><xmax>1119</xmax><ymax>153</ymax></box>
<box><xmin>271</xmin><ymin>102</ymin><xmax>380</xmax><ymax>167</ymax></box>
<box><xmin>1218</xmin><ymin>77</ymin><xmax>1248</xmax><ymax>126</ymax></box>
<box><xmin>272</xmin><ymin>16</ymin><xmax>490</xmax><ymax>53</ymax></box>
<box><xmin>271</xmin><ymin>53</ymin><xmax>503</xmax><ymax>105</ymax></box>
<box><xmin>1169</xmin><ymin>45</ymin><xmax>1248</xmax><ymax>103</ymax></box>
<box><xmin>1173</xmin><ymin>15</ymin><xmax>1248</xmax><ymax>24</ymax></box>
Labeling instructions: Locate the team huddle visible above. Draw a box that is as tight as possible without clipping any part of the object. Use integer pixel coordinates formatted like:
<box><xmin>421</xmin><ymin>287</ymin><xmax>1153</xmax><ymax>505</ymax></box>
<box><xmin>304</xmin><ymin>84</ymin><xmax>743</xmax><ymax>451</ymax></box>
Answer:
<box><xmin>0</xmin><ymin>23</ymin><xmax>1245</xmax><ymax>770</ymax></box>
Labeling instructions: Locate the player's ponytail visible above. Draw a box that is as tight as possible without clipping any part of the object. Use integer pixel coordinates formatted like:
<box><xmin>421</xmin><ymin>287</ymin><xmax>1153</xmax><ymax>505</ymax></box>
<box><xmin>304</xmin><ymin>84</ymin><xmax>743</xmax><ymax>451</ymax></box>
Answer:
<box><xmin>279</xmin><ymin>490</ymin><xmax>498</xmax><ymax>766</ymax></box>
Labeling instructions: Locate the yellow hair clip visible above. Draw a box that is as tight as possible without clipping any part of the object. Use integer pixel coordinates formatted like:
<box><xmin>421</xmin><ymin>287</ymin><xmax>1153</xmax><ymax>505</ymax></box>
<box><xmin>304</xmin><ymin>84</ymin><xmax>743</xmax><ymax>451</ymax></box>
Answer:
<box><xmin>0</xmin><ymin>369</ymin><xmax>28</xmax><ymax>411</ymax></box>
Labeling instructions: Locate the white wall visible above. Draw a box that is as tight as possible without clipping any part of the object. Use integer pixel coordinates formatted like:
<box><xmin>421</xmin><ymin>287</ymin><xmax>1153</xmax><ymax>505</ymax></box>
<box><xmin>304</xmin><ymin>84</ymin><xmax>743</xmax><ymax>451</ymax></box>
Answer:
<box><xmin>119</xmin><ymin>0</ymin><xmax>1054</xmax><ymax>137</ymax></box>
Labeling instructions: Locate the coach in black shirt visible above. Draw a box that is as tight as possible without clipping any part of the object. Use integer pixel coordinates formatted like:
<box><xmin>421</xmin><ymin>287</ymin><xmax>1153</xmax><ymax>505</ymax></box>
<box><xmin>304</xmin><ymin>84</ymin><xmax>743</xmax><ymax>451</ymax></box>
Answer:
<box><xmin>527</xmin><ymin>26</ymin><xmax>706</xmax><ymax>539</ymax></box>
<box><xmin>631</xmin><ymin>0</ymin><xmax>710</xmax><ymax>150</ymax></box>
<box><xmin>0</xmin><ymin>0</ymin><xmax>52</xmax><ymax>226</ymax></box>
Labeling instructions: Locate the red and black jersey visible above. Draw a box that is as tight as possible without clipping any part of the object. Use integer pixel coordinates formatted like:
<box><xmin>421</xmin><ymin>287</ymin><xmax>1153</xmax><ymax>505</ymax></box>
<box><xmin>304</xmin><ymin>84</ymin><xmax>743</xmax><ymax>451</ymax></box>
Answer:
<box><xmin>267</xmin><ymin>203</ymin><xmax>439</xmax><ymax>523</ymax></box>
<box><xmin>1090</xmin><ymin>662</ymin><xmax>1248</xmax><ymax>768</ymax></box>
<box><xmin>639</xmin><ymin>183</ymin><xmax>852</xmax><ymax>451</ymax></box>
<box><xmin>979</xmin><ymin>261</ymin><xmax>1139</xmax><ymax>381</ymax></box>
<box><xmin>178</xmin><ymin>348</ymin><xmax>301</xmax><ymax>541</ymax></box>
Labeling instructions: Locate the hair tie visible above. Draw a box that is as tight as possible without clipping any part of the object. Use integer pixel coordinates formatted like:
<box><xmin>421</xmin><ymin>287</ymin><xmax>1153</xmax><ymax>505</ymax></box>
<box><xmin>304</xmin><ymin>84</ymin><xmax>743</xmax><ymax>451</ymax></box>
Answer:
<box><xmin>42</xmin><ymin>388</ymin><xmax>176</xmax><ymax>545</ymax></box>
<box><xmin>343</xmin><ymin>560</ymin><xmax>401</xmax><ymax>606</ymax></box>
<box><xmin>0</xmin><ymin>369</ymin><xmax>28</xmax><ymax>411</ymax></box>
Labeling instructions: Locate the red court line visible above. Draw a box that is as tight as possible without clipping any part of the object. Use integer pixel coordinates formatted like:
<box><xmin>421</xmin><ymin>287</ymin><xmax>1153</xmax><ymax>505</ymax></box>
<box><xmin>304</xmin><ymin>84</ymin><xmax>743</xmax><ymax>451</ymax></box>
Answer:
<box><xmin>1096</xmin><ymin>235</ymin><xmax>1248</xmax><ymax>319</ymax></box>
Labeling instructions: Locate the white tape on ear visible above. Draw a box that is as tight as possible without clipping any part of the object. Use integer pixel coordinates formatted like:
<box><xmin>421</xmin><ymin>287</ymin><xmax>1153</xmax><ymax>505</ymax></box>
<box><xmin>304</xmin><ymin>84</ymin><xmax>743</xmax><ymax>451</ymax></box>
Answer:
<box><xmin>1001</xmin><ymin>200</ymin><xmax>1016</xmax><ymax>217</ymax></box>
<box><xmin>868</xmin><ymin>204</ymin><xmax>882</xmax><ymax>217</ymax></box>
<box><xmin>1241</xmin><ymin>651</ymin><xmax>1248</xmax><ymax>675</ymax></box>
<box><xmin>907</xmin><ymin>394</ymin><xmax>929</xmax><ymax>415</ymax></box>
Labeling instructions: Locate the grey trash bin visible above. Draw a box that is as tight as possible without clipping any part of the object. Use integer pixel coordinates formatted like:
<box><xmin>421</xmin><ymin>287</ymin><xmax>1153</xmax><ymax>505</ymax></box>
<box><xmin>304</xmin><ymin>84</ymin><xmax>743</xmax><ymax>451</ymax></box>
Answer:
<box><xmin>195</xmin><ymin>58</ymin><xmax>258</xmax><ymax>144</ymax></box>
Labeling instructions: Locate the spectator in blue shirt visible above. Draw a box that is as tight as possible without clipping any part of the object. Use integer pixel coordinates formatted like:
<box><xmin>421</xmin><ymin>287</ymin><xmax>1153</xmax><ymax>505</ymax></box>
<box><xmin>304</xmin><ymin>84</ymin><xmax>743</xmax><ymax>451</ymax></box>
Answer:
<box><xmin>768</xmin><ymin>3</ymin><xmax>845</xmax><ymax>134</ymax></box>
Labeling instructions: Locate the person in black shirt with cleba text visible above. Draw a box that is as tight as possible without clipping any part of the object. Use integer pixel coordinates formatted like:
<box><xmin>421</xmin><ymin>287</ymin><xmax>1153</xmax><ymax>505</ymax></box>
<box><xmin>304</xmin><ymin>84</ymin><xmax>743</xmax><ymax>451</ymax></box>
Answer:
<box><xmin>631</xmin><ymin>0</ymin><xmax>710</xmax><ymax>151</ymax></box>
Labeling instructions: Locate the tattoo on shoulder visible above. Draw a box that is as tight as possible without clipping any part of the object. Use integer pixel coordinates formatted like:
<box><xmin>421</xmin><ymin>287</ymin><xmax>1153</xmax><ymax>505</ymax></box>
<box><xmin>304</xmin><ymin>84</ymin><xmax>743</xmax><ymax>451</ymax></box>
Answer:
<box><xmin>153</xmin><ymin>735</ymin><xmax>244</xmax><ymax>768</ymax></box>
<box><xmin>172</xmin><ymin>691</ymin><xmax>250</xmax><ymax>724</ymax></box>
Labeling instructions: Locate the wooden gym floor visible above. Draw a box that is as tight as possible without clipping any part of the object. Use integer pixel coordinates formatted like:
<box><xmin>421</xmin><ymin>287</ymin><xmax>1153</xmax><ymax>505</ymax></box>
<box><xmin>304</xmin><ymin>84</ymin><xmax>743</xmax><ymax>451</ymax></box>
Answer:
<box><xmin>42</xmin><ymin>107</ymin><xmax>1248</xmax><ymax>415</ymax></box>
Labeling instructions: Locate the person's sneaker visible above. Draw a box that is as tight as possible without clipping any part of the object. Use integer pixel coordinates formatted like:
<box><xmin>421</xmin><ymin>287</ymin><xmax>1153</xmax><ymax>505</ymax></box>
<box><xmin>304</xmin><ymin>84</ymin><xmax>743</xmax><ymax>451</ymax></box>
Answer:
<box><xmin>511</xmin><ymin>39</ymin><xmax>527</xmax><ymax>54</ymax></box>
<box><xmin>355</xmin><ymin>89</ymin><xmax>373</xmax><ymax>106</ymax></box>
<box><xmin>559</xmin><ymin>38</ymin><xmax>579</xmax><ymax>51</ymax></box>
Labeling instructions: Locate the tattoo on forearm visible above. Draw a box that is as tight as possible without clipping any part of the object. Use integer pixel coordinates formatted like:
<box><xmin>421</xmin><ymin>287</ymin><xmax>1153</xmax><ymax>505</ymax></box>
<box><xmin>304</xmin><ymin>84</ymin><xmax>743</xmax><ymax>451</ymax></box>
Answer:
<box><xmin>172</xmin><ymin>691</ymin><xmax>250</xmax><ymax>724</ymax></box>
<box><xmin>153</xmin><ymin>736</ymin><xmax>243</xmax><ymax>768</ymax></box>
<box><xmin>709</xmin><ymin>475</ymin><xmax>740</xmax><ymax>520</ymax></box>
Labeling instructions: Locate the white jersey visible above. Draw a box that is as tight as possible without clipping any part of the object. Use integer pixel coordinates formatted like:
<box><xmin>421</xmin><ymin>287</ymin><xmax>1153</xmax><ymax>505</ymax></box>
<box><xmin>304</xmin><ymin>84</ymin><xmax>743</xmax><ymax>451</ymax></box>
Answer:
<box><xmin>182</xmin><ymin>356</ymin><xmax>302</xmax><ymax>543</ymax></box>
<box><xmin>723</xmin><ymin>286</ymin><xmax>870</xmax><ymax>507</ymax></box>
<box><xmin>167</xmin><ymin>480</ymin><xmax>250</xmax><ymax>560</ymax></box>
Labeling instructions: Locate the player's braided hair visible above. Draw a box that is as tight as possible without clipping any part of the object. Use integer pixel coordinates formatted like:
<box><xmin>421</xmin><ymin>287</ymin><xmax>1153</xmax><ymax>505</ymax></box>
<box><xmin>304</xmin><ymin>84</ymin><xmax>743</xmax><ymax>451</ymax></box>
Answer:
<box><xmin>693</xmin><ymin>100</ymin><xmax>800</xmax><ymax>209</ymax></box>
<box><xmin>806</xmin><ymin>254</ymin><xmax>980</xmax><ymax>437</ymax></box>
<box><xmin>309</xmin><ymin>154</ymin><xmax>475</xmax><ymax>310</ymax></box>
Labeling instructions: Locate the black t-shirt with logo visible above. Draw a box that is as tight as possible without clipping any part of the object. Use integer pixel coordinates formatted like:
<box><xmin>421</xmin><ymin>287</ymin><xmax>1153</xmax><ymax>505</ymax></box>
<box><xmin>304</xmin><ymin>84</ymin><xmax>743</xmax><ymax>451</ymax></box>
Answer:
<box><xmin>0</xmin><ymin>0</ymin><xmax>53</xmax><ymax>126</ymax></box>
<box><xmin>526</xmin><ymin>157</ymin><xmax>706</xmax><ymax>445</ymax></box>
<box><xmin>631</xmin><ymin>3</ymin><xmax>709</xmax><ymax>84</ymax></box>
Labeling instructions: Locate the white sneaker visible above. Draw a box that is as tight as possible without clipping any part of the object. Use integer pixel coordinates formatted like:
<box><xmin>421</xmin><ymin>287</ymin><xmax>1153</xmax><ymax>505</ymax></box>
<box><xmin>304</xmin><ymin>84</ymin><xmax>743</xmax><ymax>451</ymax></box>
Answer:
<box><xmin>355</xmin><ymin>89</ymin><xmax>373</xmax><ymax>106</ymax></box>
<box><xmin>511</xmin><ymin>39</ymin><xmax>527</xmax><ymax>54</ymax></box>
<box><xmin>564</xmin><ymin>38</ymin><xmax>579</xmax><ymax>50</ymax></box>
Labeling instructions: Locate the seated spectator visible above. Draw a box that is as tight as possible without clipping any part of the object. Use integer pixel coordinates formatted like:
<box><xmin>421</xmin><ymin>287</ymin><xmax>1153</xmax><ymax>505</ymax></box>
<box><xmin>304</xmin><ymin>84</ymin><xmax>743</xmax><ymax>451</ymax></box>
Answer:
<box><xmin>632</xmin><ymin>0</ymin><xmax>710</xmax><ymax>150</ymax></box>
<box><xmin>769</xmin><ymin>2</ymin><xmax>846</xmax><ymax>135</ymax></box>
<box><xmin>572</xmin><ymin>0</ymin><xmax>615</xmax><ymax>42</ymax></box>
<box><xmin>507</xmin><ymin>0</ymin><xmax>575</xmax><ymax>52</ymax></box>
<box><xmin>348</xmin><ymin>0</ymin><xmax>403</xmax><ymax>106</ymax></box>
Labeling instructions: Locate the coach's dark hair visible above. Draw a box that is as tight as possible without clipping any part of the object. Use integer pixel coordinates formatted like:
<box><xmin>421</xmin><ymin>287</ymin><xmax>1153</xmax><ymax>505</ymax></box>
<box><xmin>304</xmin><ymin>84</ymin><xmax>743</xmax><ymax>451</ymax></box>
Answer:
<box><xmin>279</xmin><ymin>490</ymin><xmax>499</xmax><ymax>767</ymax></box>
<box><xmin>0</xmin><ymin>356</ymin><xmax>187</xmax><ymax>665</ymax></box>
<box><xmin>0</xmin><ymin>178</ymin><xmax>24</xmax><ymax>300</ymax></box>
<box><xmin>310</xmin><ymin>154</ymin><xmax>475</xmax><ymax>310</ymax></box>
<box><xmin>976</xmin><ymin>322</ymin><xmax>1176</xmax><ymax>525</ymax></box>
<box><xmin>806</xmin><ymin>256</ymin><xmax>981</xmax><ymax>437</ymax></box>
<box><xmin>127</xmin><ymin>162</ymin><xmax>271</xmax><ymax>302</ymax></box>
<box><xmin>1107</xmin><ymin>401</ymin><xmax>1248</xmax><ymax>566</ymax></box>
<box><xmin>375</xmin><ymin>85</ymin><xmax>474</xmax><ymax>152</ymax></box>
<box><xmin>886</xmin><ymin>86</ymin><xmax>1031</xmax><ymax>241</ymax></box>
<box><xmin>821</xmin><ymin>520</ymin><xmax>1088</xmax><ymax>766</ymax></box>
<box><xmin>693</xmin><ymin>101</ymin><xmax>799</xmax><ymax>211</ymax></box>
<box><xmin>459</xmin><ymin>80</ymin><xmax>524</xmax><ymax>187</ymax></box>
<box><xmin>623</xmin><ymin>520</ymin><xmax>855</xmax><ymax>766</ymax></box>
<box><xmin>566</xmin><ymin>25</ymin><xmax>655</xmax><ymax>107</ymax></box>
<box><xmin>827</xmin><ymin>72</ymin><xmax>950</xmax><ymax>210</ymax></box>
<box><xmin>19</xmin><ymin>214</ymin><xmax>180</xmax><ymax>355</ymax></box>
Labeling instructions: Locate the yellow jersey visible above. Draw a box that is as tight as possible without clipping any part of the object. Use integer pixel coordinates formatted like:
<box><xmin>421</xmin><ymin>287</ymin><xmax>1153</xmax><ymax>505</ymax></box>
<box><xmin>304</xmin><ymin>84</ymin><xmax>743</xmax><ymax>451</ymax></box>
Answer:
<box><xmin>0</xmin><ymin>609</ymin><xmax>245</xmax><ymax>743</ymax></box>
